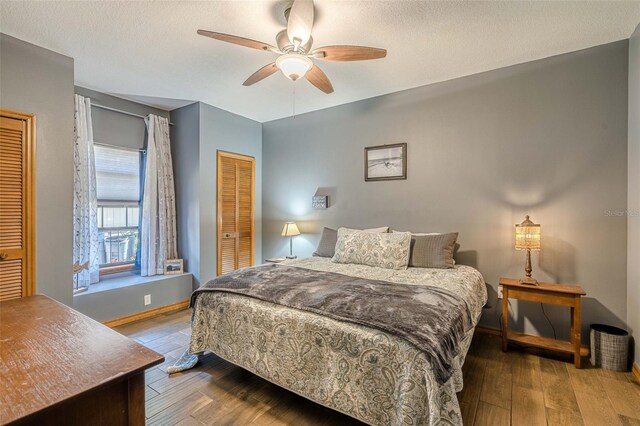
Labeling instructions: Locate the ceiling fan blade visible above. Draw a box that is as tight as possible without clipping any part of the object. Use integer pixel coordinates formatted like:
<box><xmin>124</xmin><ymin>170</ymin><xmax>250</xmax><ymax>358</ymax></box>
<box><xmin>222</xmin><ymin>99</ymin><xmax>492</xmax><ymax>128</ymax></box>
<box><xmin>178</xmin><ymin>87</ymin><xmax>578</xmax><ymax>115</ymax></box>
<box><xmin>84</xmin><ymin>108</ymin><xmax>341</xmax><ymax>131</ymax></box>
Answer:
<box><xmin>306</xmin><ymin>65</ymin><xmax>333</xmax><ymax>94</ymax></box>
<box><xmin>287</xmin><ymin>0</ymin><xmax>314</xmax><ymax>48</ymax></box>
<box><xmin>197</xmin><ymin>30</ymin><xmax>278</xmax><ymax>52</ymax></box>
<box><xmin>313</xmin><ymin>45</ymin><xmax>387</xmax><ymax>61</ymax></box>
<box><xmin>243</xmin><ymin>63</ymin><xmax>279</xmax><ymax>86</ymax></box>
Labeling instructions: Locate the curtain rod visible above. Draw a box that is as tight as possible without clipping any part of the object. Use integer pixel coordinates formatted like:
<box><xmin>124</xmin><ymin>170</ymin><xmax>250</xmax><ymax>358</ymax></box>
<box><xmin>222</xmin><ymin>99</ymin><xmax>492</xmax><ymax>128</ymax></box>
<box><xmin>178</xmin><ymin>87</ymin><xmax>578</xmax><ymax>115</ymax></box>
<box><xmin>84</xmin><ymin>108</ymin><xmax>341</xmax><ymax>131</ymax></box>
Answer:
<box><xmin>94</xmin><ymin>141</ymin><xmax>146</xmax><ymax>153</ymax></box>
<box><xmin>91</xmin><ymin>103</ymin><xmax>175</xmax><ymax>126</ymax></box>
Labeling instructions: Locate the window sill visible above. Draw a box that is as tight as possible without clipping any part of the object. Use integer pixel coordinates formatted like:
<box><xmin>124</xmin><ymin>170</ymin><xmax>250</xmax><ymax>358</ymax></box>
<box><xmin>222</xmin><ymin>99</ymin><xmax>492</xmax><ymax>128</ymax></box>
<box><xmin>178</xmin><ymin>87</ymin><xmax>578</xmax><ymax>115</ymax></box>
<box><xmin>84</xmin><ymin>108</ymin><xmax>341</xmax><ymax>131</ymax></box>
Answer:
<box><xmin>73</xmin><ymin>271</ymin><xmax>192</xmax><ymax>297</ymax></box>
<box><xmin>100</xmin><ymin>264</ymin><xmax>137</xmax><ymax>276</ymax></box>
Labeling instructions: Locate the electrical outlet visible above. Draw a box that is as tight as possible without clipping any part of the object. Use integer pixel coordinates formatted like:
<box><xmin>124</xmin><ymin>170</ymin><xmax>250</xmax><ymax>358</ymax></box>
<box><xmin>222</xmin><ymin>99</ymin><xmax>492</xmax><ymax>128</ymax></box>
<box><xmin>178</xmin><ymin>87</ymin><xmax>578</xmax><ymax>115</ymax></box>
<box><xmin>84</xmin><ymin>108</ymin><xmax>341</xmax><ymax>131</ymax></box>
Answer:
<box><xmin>144</xmin><ymin>294</ymin><xmax>151</xmax><ymax>306</ymax></box>
<box><xmin>497</xmin><ymin>285</ymin><xmax>503</xmax><ymax>299</ymax></box>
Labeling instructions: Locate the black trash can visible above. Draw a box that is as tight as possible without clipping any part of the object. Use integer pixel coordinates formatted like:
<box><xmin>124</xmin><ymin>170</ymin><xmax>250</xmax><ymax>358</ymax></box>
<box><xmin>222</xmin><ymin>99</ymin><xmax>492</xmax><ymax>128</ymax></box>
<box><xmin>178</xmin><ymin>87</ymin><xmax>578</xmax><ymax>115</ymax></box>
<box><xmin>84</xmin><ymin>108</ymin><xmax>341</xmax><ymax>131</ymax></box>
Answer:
<box><xmin>590</xmin><ymin>324</ymin><xmax>630</xmax><ymax>372</ymax></box>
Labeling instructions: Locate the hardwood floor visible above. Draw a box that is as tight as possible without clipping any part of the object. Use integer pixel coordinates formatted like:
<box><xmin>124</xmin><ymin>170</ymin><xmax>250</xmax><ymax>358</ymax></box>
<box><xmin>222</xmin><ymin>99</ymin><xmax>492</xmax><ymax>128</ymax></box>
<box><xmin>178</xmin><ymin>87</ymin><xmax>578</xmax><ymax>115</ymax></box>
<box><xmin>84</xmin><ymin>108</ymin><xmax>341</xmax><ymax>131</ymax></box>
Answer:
<box><xmin>114</xmin><ymin>310</ymin><xmax>640</xmax><ymax>426</ymax></box>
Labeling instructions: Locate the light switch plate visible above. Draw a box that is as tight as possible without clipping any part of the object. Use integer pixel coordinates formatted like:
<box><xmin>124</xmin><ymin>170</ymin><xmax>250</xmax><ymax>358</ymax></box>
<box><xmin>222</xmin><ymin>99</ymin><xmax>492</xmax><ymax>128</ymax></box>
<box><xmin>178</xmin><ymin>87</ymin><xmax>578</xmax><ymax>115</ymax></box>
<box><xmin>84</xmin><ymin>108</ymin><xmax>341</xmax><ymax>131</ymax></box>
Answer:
<box><xmin>144</xmin><ymin>294</ymin><xmax>151</xmax><ymax>306</ymax></box>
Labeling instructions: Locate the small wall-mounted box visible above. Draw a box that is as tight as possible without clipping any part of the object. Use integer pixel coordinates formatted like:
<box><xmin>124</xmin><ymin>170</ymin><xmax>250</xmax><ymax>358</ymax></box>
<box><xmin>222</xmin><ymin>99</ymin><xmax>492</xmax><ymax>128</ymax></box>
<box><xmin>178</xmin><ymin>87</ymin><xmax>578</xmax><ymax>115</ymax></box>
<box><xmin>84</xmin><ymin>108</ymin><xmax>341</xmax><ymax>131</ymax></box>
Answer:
<box><xmin>312</xmin><ymin>195</ymin><xmax>328</xmax><ymax>209</ymax></box>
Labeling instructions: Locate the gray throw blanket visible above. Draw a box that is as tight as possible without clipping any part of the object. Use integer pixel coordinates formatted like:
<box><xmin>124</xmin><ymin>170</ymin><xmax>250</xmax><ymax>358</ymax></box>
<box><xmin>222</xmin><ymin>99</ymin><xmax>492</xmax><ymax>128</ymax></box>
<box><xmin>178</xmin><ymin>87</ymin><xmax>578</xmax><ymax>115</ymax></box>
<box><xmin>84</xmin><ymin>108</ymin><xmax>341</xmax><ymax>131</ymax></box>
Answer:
<box><xmin>191</xmin><ymin>264</ymin><xmax>473</xmax><ymax>384</ymax></box>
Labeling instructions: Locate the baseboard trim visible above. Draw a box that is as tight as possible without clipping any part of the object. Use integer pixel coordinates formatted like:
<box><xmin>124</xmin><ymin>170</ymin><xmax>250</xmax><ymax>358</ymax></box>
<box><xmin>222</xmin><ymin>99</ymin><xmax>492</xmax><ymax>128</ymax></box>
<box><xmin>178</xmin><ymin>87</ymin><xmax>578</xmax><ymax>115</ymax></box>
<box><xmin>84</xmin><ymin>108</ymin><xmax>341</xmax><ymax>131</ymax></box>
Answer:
<box><xmin>103</xmin><ymin>300</ymin><xmax>190</xmax><ymax>328</ymax></box>
<box><xmin>633</xmin><ymin>362</ymin><xmax>640</xmax><ymax>383</ymax></box>
<box><xmin>474</xmin><ymin>325</ymin><xmax>502</xmax><ymax>336</ymax></box>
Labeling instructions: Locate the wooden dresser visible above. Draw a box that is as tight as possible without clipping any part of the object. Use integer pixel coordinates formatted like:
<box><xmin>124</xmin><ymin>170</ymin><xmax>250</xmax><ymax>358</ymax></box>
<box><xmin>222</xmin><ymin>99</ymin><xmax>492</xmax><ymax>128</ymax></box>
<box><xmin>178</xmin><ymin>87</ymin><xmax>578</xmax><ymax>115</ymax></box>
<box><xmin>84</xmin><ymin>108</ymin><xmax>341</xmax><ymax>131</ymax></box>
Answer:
<box><xmin>0</xmin><ymin>295</ymin><xmax>164</xmax><ymax>425</ymax></box>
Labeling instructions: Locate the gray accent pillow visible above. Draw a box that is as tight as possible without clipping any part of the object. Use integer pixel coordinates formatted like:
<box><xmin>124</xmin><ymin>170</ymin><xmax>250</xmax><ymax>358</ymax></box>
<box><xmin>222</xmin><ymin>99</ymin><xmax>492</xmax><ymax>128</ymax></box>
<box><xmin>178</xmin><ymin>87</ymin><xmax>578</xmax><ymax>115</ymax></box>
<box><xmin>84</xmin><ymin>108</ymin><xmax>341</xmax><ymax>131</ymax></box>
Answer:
<box><xmin>409</xmin><ymin>232</ymin><xmax>458</xmax><ymax>269</ymax></box>
<box><xmin>313</xmin><ymin>227</ymin><xmax>338</xmax><ymax>258</ymax></box>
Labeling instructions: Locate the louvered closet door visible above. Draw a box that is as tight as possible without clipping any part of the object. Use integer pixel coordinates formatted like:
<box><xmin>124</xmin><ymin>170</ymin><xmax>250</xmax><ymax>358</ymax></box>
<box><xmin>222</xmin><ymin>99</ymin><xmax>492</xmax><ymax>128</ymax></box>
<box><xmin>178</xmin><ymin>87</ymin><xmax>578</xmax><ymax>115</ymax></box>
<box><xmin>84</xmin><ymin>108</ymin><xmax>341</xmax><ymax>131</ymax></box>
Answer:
<box><xmin>217</xmin><ymin>151</ymin><xmax>255</xmax><ymax>276</ymax></box>
<box><xmin>0</xmin><ymin>111</ymin><xmax>35</xmax><ymax>301</ymax></box>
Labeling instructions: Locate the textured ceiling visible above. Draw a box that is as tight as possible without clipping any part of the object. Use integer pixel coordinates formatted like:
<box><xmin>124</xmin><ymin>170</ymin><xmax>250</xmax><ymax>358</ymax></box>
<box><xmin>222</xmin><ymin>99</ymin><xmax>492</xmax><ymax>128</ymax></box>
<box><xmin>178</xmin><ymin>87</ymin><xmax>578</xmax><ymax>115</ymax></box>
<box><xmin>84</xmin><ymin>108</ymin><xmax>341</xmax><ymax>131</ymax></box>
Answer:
<box><xmin>1</xmin><ymin>1</ymin><xmax>639</xmax><ymax>122</ymax></box>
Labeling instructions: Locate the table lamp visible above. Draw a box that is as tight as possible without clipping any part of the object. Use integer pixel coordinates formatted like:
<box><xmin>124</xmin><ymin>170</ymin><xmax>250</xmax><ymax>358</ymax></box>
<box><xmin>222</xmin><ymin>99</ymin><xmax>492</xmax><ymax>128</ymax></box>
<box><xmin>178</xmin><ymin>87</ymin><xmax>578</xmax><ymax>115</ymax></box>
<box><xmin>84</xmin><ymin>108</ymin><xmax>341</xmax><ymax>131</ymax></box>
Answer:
<box><xmin>281</xmin><ymin>222</ymin><xmax>301</xmax><ymax>259</ymax></box>
<box><xmin>515</xmin><ymin>215</ymin><xmax>541</xmax><ymax>285</ymax></box>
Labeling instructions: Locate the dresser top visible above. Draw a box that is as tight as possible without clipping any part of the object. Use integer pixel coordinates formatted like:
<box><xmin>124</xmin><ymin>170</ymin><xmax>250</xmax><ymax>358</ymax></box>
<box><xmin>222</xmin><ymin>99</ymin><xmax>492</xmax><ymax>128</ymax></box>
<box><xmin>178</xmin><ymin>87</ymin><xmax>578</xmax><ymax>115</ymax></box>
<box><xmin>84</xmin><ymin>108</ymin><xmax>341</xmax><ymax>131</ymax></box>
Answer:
<box><xmin>0</xmin><ymin>295</ymin><xmax>164</xmax><ymax>424</ymax></box>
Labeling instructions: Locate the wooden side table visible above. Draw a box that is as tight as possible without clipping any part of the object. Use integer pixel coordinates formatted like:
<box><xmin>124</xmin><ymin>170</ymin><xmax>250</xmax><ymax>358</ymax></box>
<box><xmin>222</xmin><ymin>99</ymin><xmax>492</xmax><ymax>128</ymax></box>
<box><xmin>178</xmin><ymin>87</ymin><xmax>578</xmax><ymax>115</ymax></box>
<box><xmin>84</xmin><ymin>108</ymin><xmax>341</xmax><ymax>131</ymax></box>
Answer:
<box><xmin>500</xmin><ymin>277</ymin><xmax>588</xmax><ymax>368</ymax></box>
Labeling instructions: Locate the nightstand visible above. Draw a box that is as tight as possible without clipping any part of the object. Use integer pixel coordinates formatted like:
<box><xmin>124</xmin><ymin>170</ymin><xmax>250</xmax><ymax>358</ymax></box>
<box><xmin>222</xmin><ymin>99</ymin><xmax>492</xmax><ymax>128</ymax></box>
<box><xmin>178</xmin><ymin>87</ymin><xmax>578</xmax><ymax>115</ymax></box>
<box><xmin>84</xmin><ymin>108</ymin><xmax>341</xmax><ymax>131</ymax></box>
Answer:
<box><xmin>265</xmin><ymin>257</ymin><xmax>287</xmax><ymax>263</ymax></box>
<box><xmin>500</xmin><ymin>277</ymin><xmax>588</xmax><ymax>368</ymax></box>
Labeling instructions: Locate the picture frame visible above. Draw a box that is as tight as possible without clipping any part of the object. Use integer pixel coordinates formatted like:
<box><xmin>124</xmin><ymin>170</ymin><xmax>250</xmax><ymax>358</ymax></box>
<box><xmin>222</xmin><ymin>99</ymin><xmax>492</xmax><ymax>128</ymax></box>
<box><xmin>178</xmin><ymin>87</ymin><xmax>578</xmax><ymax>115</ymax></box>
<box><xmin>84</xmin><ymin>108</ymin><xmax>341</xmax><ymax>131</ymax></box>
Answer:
<box><xmin>364</xmin><ymin>143</ymin><xmax>407</xmax><ymax>181</ymax></box>
<box><xmin>164</xmin><ymin>259</ymin><xmax>184</xmax><ymax>275</ymax></box>
<box><xmin>312</xmin><ymin>195</ymin><xmax>328</xmax><ymax>209</ymax></box>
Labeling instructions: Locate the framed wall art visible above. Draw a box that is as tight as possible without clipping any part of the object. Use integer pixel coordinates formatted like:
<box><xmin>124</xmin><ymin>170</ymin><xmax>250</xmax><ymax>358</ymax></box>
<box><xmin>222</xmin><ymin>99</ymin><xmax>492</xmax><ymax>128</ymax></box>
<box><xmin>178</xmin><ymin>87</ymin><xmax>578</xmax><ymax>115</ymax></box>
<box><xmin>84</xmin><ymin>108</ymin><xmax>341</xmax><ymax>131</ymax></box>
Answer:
<box><xmin>312</xmin><ymin>195</ymin><xmax>328</xmax><ymax>209</ymax></box>
<box><xmin>164</xmin><ymin>259</ymin><xmax>184</xmax><ymax>275</ymax></box>
<box><xmin>364</xmin><ymin>143</ymin><xmax>407</xmax><ymax>181</ymax></box>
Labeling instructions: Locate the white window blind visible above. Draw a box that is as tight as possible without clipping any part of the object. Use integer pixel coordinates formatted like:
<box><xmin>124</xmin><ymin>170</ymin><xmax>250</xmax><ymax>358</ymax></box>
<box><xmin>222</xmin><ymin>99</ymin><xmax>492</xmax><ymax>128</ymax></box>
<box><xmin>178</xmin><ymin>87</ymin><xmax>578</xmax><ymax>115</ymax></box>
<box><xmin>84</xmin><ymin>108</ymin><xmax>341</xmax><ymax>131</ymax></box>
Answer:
<box><xmin>94</xmin><ymin>145</ymin><xmax>141</xmax><ymax>266</ymax></box>
<box><xmin>95</xmin><ymin>145</ymin><xmax>140</xmax><ymax>202</ymax></box>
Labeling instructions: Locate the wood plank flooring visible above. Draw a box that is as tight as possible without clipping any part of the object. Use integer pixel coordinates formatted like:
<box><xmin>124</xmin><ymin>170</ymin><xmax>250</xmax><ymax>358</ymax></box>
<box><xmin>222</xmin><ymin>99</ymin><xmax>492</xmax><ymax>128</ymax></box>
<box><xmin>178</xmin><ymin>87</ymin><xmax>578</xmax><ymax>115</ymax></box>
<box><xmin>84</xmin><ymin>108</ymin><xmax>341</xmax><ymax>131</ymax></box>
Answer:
<box><xmin>114</xmin><ymin>310</ymin><xmax>640</xmax><ymax>425</ymax></box>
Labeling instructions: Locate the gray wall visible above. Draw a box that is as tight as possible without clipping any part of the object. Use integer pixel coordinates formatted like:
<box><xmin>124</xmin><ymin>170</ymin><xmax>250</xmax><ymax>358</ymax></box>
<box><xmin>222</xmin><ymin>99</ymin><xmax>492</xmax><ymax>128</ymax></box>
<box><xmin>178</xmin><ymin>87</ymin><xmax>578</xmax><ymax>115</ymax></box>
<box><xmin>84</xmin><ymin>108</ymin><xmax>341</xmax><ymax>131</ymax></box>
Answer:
<box><xmin>0</xmin><ymin>34</ymin><xmax>75</xmax><ymax>306</ymax></box>
<box><xmin>628</xmin><ymin>24</ymin><xmax>640</xmax><ymax>367</ymax></box>
<box><xmin>263</xmin><ymin>41</ymin><xmax>629</xmax><ymax>341</ymax></box>
<box><xmin>171</xmin><ymin>102</ymin><xmax>201</xmax><ymax>287</ymax></box>
<box><xmin>75</xmin><ymin>86</ymin><xmax>170</xmax><ymax>149</ymax></box>
<box><xmin>171</xmin><ymin>102</ymin><xmax>262</xmax><ymax>289</ymax></box>
<box><xmin>199</xmin><ymin>103</ymin><xmax>263</xmax><ymax>285</ymax></box>
<box><xmin>73</xmin><ymin>273</ymin><xmax>192</xmax><ymax>322</ymax></box>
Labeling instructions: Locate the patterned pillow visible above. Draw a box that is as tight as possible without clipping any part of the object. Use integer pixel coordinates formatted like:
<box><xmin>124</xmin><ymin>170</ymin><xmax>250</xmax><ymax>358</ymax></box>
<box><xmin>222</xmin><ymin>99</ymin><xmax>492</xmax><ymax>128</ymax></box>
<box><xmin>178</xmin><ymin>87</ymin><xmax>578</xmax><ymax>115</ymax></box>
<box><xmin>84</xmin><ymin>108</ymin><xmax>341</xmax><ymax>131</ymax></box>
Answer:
<box><xmin>313</xmin><ymin>226</ymin><xmax>389</xmax><ymax>258</ymax></box>
<box><xmin>332</xmin><ymin>228</ymin><xmax>411</xmax><ymax>270</ymax></box>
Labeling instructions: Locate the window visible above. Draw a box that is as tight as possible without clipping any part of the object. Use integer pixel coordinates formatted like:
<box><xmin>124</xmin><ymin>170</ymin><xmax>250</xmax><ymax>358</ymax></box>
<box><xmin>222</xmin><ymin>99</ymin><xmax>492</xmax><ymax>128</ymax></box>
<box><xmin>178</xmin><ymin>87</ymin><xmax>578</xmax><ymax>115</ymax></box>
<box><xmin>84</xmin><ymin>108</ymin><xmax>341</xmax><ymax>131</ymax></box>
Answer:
<box><xmin>95</xmin><ymin>145</ymin><xmax>141</xmax><ymax>274</ymax></box>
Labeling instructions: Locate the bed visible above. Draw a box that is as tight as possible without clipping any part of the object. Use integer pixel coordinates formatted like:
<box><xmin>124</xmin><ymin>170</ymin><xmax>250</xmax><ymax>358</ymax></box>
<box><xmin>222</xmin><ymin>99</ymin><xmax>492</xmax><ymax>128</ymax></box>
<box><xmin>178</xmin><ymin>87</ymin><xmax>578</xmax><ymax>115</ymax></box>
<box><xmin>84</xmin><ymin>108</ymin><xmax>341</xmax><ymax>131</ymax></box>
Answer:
<box><xmin>182</xmin><ymin>256</ymin><xmax>487</xmax><ymax>426</ymax></box>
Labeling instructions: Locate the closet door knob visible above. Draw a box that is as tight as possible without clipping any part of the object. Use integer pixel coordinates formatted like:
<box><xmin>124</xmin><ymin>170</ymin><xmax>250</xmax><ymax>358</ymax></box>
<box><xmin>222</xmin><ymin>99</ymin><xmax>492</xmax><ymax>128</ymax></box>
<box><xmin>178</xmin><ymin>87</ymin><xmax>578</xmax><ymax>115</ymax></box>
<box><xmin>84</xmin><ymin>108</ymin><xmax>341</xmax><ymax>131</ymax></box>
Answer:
<box><xmin>0</xmin><ymin>253</ymin><xmax>8</xmax><ymax>260</ymax></box>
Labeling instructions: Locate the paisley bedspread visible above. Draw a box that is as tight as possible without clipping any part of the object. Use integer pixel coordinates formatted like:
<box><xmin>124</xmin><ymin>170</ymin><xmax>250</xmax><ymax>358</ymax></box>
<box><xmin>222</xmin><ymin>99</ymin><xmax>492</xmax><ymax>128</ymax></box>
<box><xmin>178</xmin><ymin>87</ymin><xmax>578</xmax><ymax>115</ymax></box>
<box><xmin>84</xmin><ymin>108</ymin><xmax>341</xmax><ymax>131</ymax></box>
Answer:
<box><xmin>188</xmin><ymin>257</ymin><xmax>487</xmax><ymax>425</ymax></box>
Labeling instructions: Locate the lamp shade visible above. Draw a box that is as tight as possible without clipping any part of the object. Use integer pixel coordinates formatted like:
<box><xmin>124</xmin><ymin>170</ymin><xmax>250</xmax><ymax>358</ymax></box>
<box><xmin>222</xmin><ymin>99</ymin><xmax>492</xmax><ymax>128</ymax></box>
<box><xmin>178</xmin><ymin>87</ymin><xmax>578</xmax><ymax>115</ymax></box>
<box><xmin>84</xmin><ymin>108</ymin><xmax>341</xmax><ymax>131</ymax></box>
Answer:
<box><xmin>515</xmin><ymin>215</ymin><xmax>541</xmax><ymax>251</ymax></box>
<box><xmin>281</xmin><ymin>222</ymin><xmax>301</xmax><ymax>237</ymax></box>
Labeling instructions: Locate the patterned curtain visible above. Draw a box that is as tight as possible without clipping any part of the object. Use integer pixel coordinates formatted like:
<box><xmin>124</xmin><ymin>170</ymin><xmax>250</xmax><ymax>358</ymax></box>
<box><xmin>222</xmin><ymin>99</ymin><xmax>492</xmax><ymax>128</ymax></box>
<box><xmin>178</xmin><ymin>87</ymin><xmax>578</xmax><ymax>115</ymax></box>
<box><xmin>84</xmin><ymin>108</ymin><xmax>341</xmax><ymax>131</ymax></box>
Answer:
<box><xmin>140</xmin><ymin>115</ymin><xmax>177</xmax><ymax>276</ymax></box>
<box><xmin>73</xmin><ymin>94</ymin><xmax>99</xmax><ymax>288</ymax></box>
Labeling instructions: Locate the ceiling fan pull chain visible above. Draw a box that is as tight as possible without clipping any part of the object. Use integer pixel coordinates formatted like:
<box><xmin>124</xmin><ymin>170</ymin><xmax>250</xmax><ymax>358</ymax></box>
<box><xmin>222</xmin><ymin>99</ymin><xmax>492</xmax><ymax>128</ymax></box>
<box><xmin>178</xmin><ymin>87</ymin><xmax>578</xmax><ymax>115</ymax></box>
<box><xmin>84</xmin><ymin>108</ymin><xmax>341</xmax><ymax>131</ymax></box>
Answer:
<box><xmin>293</xmin><ymin>81</ymin><xmax>296</xmax><ymax>119</ymax></box>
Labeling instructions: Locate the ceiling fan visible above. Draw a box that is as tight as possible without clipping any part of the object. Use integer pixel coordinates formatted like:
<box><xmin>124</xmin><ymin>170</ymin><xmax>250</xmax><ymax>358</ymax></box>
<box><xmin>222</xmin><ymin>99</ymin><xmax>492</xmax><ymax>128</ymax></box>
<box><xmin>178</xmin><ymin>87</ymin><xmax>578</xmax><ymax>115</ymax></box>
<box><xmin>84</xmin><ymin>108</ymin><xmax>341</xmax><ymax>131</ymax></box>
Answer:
<box><xmin>197</xmin><ymin>0</ymin><xmax>386</xmax><ymax>94</ymax></box>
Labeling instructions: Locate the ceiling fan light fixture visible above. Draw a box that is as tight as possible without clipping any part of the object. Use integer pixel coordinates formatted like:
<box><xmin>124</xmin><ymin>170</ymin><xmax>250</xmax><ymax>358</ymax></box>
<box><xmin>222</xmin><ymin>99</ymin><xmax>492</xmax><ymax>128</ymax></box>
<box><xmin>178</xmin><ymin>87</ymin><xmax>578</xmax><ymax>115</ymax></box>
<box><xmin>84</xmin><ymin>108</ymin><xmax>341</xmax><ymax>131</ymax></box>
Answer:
<box><xmin>197</xmin><ymin>0</ymin><xmax>386</xmax><ymax>94</ymax></box>
<box><xmin>276</xmin><ymin>53</ymin><xmax>313</xmax><ymax>81</ymax></box>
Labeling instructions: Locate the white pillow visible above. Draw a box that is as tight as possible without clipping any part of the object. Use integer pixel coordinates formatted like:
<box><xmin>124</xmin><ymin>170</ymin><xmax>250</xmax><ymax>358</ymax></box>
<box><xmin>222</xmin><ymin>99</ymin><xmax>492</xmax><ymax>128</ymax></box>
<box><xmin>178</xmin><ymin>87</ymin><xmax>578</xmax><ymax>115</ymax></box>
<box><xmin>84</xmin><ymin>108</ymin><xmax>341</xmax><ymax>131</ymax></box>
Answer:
<box><xmin>363</xmin><ymin>226</ymin><xmax>389</xmax><ymax>233</ymax></box>
<box><xmin>391</xmin><ymin>229</ymin><xmax>440</xmax><ymax>235</ymax></box>
<box><xmin>332</xmin><ymin>228</ymin><xmax>411</xmax><ymax>270</ymax></box>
